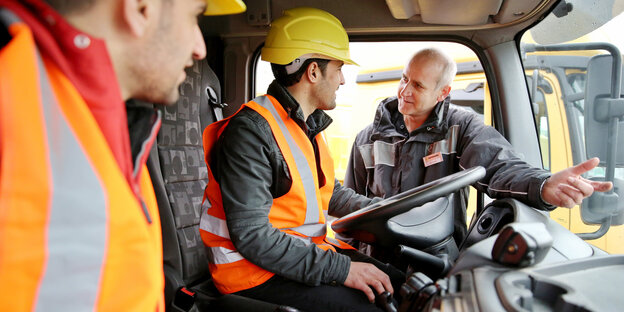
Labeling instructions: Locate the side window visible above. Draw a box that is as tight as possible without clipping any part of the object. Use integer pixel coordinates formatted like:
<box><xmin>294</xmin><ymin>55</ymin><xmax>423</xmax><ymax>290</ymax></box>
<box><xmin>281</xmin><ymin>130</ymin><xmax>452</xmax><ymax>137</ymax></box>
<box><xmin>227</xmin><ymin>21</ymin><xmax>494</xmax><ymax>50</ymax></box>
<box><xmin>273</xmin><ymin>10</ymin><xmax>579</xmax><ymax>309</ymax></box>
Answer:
<box><xmin>520</xmin><ymin>4</ymin><xmax>624</xmax><ymax>254</ymax></box>
<box><xmin>254</xmin><ymin>41</ymin><xmax>487</xmax><ymax>181</ymax></box>
<box><xmin>566</xmin><ymin>71</ymin><xmax>587</xmax><ymax>140</ymax></box>
<box><xmin>527</xmin><ymin>71</ymin><xmax>552</xmax><ymax>170</ymax></box>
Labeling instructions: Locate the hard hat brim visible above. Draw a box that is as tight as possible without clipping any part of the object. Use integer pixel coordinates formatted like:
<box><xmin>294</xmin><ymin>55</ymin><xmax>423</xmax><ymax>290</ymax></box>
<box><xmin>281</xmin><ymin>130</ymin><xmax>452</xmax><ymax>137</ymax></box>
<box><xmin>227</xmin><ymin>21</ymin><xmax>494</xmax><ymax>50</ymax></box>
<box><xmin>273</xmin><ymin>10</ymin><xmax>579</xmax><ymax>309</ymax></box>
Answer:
<box><xmin>204</xmin><ymin>0</ymin><xmax>247</xmax><ymax>16</ymax></box>
<box><xmin>261</xmin><ymin>47</ymin><xmax>359</xmax><ymax>67</ymax></box>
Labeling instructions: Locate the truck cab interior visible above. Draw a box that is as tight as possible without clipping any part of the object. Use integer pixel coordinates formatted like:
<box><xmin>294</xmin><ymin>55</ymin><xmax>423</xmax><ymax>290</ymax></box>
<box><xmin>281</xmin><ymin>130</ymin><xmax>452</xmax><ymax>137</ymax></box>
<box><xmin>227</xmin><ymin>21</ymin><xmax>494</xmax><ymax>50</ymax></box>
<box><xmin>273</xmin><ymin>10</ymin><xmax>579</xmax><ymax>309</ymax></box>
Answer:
<box><xmin>143</xmin><ymin>0</ymin><xmax>624</xmax><ymax>311</ymax></box>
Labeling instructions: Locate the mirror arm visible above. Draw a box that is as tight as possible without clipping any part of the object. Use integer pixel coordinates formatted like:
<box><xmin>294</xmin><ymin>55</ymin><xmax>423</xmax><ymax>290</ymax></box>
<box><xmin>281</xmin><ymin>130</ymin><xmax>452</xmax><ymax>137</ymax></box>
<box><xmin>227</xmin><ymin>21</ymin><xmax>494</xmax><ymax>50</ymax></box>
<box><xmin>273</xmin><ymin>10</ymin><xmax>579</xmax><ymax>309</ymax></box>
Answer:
<box><xmin>531</xmin><ymin>69</ymin><xmax>540</xmax><ymax>113</ymax></box>
<box><xmin>577</xmin><ymin>216</ymin><xmax>612</xmax><ymax>240</ymax></box>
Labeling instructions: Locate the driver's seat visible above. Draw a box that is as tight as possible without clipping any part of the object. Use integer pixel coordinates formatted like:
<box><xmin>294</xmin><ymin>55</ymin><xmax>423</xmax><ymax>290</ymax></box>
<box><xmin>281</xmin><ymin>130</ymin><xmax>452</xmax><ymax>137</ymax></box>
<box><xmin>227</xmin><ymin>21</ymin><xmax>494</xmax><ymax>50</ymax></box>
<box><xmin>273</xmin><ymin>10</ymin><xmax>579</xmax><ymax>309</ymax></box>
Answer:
<box><xmin>146</xmin><ymin>59</ymin><xmax>297</xmax><ymax>311</ymax></box>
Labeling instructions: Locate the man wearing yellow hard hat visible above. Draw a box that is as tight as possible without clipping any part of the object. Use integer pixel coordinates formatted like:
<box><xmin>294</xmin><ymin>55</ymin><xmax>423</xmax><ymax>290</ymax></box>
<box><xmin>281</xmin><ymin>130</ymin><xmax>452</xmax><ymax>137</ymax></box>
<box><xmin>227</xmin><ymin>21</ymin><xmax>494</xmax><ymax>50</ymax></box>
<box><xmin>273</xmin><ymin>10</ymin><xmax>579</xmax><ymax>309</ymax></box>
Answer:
<box><xmin>0</xmin><ymin>0</ymin><xmax>244</xmax><ymax>311</ymax></box>
<box><xmin>200</xmin><ymin>7</ymin><xmax>404</xmax><ymax>311</ymax></box>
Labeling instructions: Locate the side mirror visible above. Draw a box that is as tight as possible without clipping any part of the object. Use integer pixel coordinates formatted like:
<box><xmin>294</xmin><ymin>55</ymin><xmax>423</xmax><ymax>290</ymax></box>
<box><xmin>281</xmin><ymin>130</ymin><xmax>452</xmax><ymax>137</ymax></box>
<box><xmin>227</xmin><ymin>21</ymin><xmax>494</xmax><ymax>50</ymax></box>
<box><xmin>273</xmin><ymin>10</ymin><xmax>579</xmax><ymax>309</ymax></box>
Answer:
<box><xmin>584</xmin><ymin>53</ymin><xmax>624</xmax><ymax>167</ymax></box>
<box><xmin>582</xmin><ymin>52</ymin><xmax>624</xmax><ymax>231</ymax></box>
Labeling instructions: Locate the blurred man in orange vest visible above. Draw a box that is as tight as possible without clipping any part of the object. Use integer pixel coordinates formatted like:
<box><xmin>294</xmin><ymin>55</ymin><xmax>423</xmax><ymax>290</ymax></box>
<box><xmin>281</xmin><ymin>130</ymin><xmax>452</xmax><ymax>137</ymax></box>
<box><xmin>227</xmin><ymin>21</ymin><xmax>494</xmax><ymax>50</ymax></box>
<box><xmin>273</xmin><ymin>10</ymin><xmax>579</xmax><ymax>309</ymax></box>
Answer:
<box><xmin>0</xmin><ymin>0</ymin><xmax>245</xmax><ymax>310</ymax></box>
<box><xmin>200</xmin><ymin>7</ymin><xmax>404</xmax><ymax>312</ymax></box>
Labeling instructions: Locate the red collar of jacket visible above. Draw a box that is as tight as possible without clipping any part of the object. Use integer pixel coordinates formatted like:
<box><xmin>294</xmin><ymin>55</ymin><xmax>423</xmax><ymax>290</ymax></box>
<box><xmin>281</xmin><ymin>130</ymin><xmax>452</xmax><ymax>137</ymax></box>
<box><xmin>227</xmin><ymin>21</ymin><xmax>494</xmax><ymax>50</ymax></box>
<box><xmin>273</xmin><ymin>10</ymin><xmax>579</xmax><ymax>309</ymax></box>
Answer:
<box><xmin>1</xmin><ymin>0</ymin><xmax>135</xmax><ymax>183</ymax></box>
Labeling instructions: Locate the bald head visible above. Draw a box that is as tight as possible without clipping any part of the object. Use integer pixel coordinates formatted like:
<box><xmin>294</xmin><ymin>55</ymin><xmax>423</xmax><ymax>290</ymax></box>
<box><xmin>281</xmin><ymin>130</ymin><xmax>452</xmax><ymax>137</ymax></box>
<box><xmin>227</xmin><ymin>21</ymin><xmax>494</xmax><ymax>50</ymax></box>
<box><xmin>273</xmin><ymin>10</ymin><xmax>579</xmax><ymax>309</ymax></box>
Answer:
<box><xmin>408</xmin><ymin>48</ymin><xmax>457</xmax><ymax>90</ymax></box>
<box><xmin>397</xmin><ymin>47</ymin><xmax>456</xmax><ymax>131</ymax></box>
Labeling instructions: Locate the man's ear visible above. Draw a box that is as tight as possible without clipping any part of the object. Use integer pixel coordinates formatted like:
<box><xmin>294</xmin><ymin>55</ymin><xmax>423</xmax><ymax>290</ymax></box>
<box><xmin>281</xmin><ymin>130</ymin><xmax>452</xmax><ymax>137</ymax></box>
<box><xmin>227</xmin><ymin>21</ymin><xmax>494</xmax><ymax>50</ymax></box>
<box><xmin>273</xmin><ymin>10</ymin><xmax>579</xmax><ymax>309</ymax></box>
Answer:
<box><xmin>122</xmin><ymin>0</ymin><xmax>155</xmax><ymax>37</ymax></box>
<box><xmin>305</xmin><ymin>62</ymin><xmax>320</xmax><ymax>83</ymax></box>
<box><xmin>437</xmin><ymin>85</ymin><xmax>451</xmax><ymax>102</ymax></box>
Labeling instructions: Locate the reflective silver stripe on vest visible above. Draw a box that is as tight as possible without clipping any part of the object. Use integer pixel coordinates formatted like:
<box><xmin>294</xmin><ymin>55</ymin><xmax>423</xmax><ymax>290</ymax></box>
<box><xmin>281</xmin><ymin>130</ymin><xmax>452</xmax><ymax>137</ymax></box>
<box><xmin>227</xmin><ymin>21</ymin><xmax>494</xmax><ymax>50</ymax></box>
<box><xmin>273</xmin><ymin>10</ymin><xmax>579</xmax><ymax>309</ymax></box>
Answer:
<box><xmin>207</xmin><ymin>246</ymin><xmax>245</xmax><ymax>265</ymax></box>
<box><xmin>288</xmin><ymin>223</ymin><xmax>326</xmax><ymax>238</ymax></box>
<box><xmin>290</xmin><ymin>235</ymin><xmax>332</xmax><ymax>248</ymax></box>
<box><xmin>200</xmin><ymin>200</ymin><xmax>230</xmax><ymax>239</ymax></box>
<box><xmin>253</xmin><ymin>96</ymin><xmax>322</xmax><ymax>231</ymax></box>
<box><xmin>325</xmin><ymin>237</ymin><xmax>343</xmax><ymax>246</ymax></box>
<box><xmin>200</xmin><ymin>200</ymin><xmax>247</xmax><ymax>264</ymax></box>
<box><xmin>33</xmin><ymin>43</ymin><xmax>106</xmax><ymax>310</ymax></box>
<box><xmin>290</xmin><ymin>235</ymin><xmax>312</xmax><ymax>246</ymax></box>
<box><xmin>358</xmin><ymin>140</ymin><xmax>397</xmax><ymax>168</ymax></box>
<box><xmin>426</xmin><ymin>125</ymin><xmax>459</xmax><ymax>155</ymax></box>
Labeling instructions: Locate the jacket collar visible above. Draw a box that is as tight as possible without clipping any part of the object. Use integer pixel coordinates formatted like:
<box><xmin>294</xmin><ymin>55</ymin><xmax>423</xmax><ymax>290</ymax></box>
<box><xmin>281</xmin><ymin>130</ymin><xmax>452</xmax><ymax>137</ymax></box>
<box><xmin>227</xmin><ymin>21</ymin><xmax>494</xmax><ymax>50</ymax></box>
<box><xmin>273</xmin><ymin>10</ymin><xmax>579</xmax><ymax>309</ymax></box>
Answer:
<box><xmin>416</xmin><ymin>95</ymin><xmax>450</xmax><ymax>134</ymax></box>
<box><xmin>266</xmin><ymin>80</ymin><xmax>333</xmax><ymax>139</ymax></box>
<box><xmin>370</xmin><ymin>97</ymin><xmax>406</xmax><ymax>141</ymax></box>
<box><xmin>371</xmin><ymin>96</ymin><xmax>451</xmax><ymax>142</ymax></box>
<box><xmin>1</xmin><ymin>0</ymin><xmax>136</xmax><ymax>184</ymax></box>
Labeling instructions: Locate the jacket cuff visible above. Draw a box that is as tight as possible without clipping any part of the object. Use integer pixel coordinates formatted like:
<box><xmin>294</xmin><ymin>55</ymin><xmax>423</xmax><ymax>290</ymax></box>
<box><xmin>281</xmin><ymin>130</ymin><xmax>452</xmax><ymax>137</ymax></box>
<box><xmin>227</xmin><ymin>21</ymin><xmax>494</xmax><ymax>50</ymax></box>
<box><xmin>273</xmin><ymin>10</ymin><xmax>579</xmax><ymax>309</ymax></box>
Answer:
<box><xmin>530</xmin><ymin>174</ymin><xmax>557</xmax><ymax>211</ymax></box>
<box><xmin>323</xmin><ymin>253</ymin><xmax>351</xmax><ymax>286</ymax></box>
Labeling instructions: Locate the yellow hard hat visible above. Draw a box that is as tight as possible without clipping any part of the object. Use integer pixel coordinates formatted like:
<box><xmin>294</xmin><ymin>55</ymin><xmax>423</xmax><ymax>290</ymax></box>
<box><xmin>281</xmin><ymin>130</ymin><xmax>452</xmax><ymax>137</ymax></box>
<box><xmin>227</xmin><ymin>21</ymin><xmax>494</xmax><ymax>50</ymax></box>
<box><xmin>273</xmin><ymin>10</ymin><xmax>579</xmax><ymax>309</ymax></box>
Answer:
<box><xmin>261</xmin><ymin>7</ymin><xmax>357</xmax><ymax>66</ymax></box>
<box><xmin>204</xmin><ymin>0</ymin><xmax>246</xmax><ymax>16</ymax></box>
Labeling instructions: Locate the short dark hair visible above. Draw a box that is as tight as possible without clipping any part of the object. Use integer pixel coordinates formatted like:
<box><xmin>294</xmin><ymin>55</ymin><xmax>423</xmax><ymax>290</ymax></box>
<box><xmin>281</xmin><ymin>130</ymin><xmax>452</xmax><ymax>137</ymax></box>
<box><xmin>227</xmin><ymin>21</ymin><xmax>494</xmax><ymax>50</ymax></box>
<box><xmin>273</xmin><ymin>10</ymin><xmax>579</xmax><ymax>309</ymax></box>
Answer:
<box><xmin>43</xmin><ymin>0</ymin><xmax>96</xmax><ymax>15</ymax></box>
<box><xmin>271</xmin><ymin>58</ymin><xmax>330</xmax><ymax>87</ymax></box>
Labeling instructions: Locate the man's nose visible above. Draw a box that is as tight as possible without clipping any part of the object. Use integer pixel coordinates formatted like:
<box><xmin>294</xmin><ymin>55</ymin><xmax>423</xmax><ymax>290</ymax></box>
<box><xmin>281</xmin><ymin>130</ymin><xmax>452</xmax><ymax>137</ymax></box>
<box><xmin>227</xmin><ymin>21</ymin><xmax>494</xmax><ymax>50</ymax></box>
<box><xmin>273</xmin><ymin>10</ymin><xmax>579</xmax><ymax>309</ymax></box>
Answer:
<box><xmin>399</xmin><ymin>83</ymin><xmax>412</xmax><ymax>97</ymax></box>
<box><xmin>192</xmin><ymin>25</ymin><xmax>207</xmax><ymax>60</ymax></box>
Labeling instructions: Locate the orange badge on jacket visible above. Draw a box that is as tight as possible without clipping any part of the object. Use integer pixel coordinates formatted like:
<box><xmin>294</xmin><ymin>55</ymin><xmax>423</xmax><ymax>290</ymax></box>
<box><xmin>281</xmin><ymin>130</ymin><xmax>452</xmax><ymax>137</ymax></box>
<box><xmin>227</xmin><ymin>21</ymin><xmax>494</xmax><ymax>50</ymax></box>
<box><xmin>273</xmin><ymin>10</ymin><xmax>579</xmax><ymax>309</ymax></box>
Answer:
<box><xmin>423</xmin><ymin>152</ymin><xmax>443</xmax><ymax>167</ymax></box>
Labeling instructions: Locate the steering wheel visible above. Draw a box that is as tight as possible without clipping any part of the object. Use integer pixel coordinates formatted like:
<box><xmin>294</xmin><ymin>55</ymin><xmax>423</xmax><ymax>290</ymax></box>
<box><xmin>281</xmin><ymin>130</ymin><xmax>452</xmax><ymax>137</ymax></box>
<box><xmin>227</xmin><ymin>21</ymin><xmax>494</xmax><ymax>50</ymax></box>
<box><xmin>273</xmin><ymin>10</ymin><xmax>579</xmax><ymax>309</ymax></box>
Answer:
<box><xmin>332</xmin><ymin>166</ymin><xmax>486</xmax><ymax>242</ymax></box>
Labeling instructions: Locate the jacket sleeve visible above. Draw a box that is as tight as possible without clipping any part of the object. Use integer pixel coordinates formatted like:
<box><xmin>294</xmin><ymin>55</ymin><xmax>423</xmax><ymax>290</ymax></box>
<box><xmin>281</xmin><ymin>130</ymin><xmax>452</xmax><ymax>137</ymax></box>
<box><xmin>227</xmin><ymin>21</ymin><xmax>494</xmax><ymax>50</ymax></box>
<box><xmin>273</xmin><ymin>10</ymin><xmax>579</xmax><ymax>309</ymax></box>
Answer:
<box><xmin>213</xmin><ymin>113</ymin><xmax>351</xmax><ymax>286</ymax></box>
<box><xmin>335</xmin><ymin>128</ymin><xmax>381</xmax><ymax>217</ymax></box>
<box><xmin>453</xmin><ymin>109</ymin><xmax>555</xmax><ymax>210</ymax></box>
<box><xmin>328</xmin><ymin>179</ymin><xmax>380</xmax><ymax>218</ymax></box>
<box><xmin>343</xmin><ymin>129</ymin><xmax>370</xmax><ymax>196</ymax></box>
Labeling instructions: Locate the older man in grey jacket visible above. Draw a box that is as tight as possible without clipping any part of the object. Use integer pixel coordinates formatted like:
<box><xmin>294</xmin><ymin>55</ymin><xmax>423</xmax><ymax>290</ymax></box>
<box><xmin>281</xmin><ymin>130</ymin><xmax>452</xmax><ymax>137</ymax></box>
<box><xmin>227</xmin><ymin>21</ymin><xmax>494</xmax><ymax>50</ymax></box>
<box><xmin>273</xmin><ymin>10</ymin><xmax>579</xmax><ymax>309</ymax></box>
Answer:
<box><xmin>345</xmin><ymin>47</ymin><xmax>613</xmax><ymax>245</ymax></box>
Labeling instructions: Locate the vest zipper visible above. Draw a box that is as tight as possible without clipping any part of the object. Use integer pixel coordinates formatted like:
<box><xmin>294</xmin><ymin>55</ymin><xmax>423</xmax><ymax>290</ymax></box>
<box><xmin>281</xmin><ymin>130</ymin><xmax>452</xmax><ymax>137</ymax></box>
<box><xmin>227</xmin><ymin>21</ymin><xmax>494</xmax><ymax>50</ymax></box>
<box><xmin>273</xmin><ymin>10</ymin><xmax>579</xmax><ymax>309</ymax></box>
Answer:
<box><xmin>129</xmin><ymin>109</ymin><xmax>161</xmax><ymax>224</ymax></box>
<box><xmin>139</xmin><ymin>197</ymin><xmax>153</xmax><ymax>224</ymax></box>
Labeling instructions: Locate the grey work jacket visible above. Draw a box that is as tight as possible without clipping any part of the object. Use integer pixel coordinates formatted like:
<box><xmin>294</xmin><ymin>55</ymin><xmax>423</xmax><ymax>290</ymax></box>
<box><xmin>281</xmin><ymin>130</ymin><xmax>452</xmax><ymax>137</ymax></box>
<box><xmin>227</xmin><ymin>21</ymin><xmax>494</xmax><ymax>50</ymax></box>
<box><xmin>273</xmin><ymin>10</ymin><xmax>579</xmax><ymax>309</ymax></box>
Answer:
<box><xmin>344</xmin><ymin>96</ymin><xmax>554</xmax><ymax>243</ymax></box>
<box><xmin>210</xmin><ymin>81</ymin><xmax>377</xmax><ymax>289</ymax></box>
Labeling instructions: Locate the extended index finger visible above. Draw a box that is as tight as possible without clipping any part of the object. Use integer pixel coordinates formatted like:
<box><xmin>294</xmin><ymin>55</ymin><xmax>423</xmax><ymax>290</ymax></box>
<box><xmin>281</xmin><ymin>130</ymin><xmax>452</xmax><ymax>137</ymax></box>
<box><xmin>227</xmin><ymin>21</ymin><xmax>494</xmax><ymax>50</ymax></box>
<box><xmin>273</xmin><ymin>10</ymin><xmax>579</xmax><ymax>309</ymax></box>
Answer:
<box><xmin>569</xmin><ymin>157</ymin><xmax>600</xmax><ymax>176</ymax></box>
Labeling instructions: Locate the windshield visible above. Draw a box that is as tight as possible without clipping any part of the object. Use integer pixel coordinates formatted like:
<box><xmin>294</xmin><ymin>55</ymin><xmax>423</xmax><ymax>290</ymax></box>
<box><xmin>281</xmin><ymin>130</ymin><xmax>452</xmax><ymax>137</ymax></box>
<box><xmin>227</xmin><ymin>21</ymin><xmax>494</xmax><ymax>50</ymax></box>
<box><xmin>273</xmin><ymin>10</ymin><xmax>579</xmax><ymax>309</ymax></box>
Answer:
<box><xmin>520</xmin><ymin>0</ymin><xmax>624</xmax><ymax>254</ymax></box>
<box><xmin>256</xmin><ymin>42</ymin><xmax>482</xmax><ymax>181</ymax></box>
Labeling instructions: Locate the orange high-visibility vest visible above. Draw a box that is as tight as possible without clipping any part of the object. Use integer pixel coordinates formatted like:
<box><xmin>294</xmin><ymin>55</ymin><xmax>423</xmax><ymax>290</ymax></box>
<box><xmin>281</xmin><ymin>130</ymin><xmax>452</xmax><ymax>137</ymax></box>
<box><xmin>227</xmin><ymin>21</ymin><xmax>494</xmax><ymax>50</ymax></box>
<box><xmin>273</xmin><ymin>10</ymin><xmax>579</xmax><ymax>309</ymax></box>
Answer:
<box><xmin>199</xmin><ymin>95</ymin><xmax>354</xmax><ymax>294</ymax></box>
<box><xmin>0</xmin><ymin>12</ymin><xmax>164</xmax><ymax>311</ymax></box>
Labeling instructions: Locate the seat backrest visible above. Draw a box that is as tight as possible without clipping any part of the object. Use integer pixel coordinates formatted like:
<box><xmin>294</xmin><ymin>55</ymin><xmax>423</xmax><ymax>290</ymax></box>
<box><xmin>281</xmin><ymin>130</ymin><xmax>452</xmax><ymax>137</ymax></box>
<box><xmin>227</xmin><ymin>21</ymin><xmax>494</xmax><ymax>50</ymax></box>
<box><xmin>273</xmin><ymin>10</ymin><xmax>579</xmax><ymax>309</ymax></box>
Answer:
<box><xmin>147</xmin><ymin>59</ymin><xmax>223</xmax><ymax>311</ymax></box>
<box><xmin>146</xmin><ymin>59</ymin><xmax>298</xmax><ymax>312</ymax></box>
